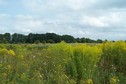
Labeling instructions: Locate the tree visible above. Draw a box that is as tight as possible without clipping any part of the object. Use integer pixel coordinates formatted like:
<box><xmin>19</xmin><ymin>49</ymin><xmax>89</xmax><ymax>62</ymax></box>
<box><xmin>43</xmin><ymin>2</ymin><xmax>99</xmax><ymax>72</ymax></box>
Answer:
<box><xmin>81</xmin><ymin>38</ymin><xmax>86</xmax><ymax>43</ymax></box>
<box><xmin>0</xmin><ymin>34</ymin><xmax>8</xmax><ymax>43</ymax></box>
<box><xmin>4</xmin><ymin>33</ymin><xmax>11</xmax><ymax>43</ymax></box>
<box><xmin>47</xmin><ymin>39</ymin><xmax>55</xmax><ymax>43</ymax></box>
<box><xmin>34</xmin><ymin>40</ymin><xmax>41</xmax><ymax>44</ymax></box>
<box><xmin>45</xmin><ymin>33</ymin><xmax>61</xmax><ymax>43</ymax></box>
<box><xmin>26</xmin><ymin>33</ymin><xmax>35</xmax><ymax>43</ymax></box>
<box><xmin>96</xmin><ymin>39</ymin><xmax>103</xmax><ymax>43</ymax></box>
<box><xmin>61</xmin><ymin>35</ymin><xmax>75</xmax><ymax>43</ymax></box>
<box><xmin>12</xmin><ymin>33</ymin><xmax>26</xmax><ymax>43</ymax></box>
<box><xmin>0</xmin><ymin>32</ymin><xmax>105</xmax><ymax>44</ymax></box>
<box><xmin>76</xmin><ymin>38</ymin><xmax>81</xmax><ymax>43</ymax></box>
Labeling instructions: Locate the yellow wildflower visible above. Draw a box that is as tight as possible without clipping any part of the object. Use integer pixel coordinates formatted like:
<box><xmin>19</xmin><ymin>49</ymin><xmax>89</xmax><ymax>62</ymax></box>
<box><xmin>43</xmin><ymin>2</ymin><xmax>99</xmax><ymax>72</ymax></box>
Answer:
<box><xmin>7</xmin><ymin>50</ymin><xmax>15</xmax><ymax>56</ymax></box>
<box><xmin>87</xmin><ymin>79</ymin><xmax>93</xmax><ymax>84</ymax></box>
<box><xmin>110</xmin><ymin>76</ymin><xmax>119</xmax><ymax>84</ymax></box>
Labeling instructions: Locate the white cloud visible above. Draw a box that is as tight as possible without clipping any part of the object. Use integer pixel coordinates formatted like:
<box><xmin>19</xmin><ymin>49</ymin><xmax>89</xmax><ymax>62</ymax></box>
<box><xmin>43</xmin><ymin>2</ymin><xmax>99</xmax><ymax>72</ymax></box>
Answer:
<box><xmin>22</xmin><ymin>0</ymin><xmax>95</xmax><ymax>12</ymax></box>
<box><xmin>0</xmin><ymin>0</ymin><xmax>126</xmax><ymax>40</ymax></box>
<box><xmin>81</xmin><ymin>16</ymin><xmax>108</xmax><ymax>27</ymax></box>
<box><xmin>80</xmin><ymin>10</ymin><xmax>126</xmax><ymax>28</ymax></box>
<box><xmin>1</xmin><ymin>11</ymin><xmax>126</xmax><ymax>40</ymax></box>
<box><xmin>13</xmin><ymin>15</ymin><xmax>44</xmax><ymax>33</ymax></box>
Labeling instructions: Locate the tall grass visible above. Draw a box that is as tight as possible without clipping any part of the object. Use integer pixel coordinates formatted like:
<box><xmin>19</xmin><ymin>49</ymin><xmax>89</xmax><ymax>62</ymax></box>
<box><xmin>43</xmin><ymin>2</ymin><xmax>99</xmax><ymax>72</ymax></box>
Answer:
<box><xmin>0</xmin><ymin>41</ymin><xmax>126</xmax><ymax>84</ymax></box>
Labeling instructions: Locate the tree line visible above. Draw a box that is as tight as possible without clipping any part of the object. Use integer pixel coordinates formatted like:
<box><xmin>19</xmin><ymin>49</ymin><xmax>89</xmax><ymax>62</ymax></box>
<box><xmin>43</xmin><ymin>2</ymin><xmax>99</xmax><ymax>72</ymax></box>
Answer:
<box><xmin>0</xmin><ymin>33</ymin><xmax>104</xmax><ymax>44</ymax></box>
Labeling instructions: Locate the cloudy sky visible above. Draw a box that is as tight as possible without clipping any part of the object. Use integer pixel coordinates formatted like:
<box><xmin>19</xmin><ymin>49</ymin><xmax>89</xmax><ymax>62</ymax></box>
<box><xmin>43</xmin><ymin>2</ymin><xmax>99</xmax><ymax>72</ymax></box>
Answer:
<box><xmin>0</xmin><ymin>0</ymin><xmax>126</xmax><ymax>40</ymax></box>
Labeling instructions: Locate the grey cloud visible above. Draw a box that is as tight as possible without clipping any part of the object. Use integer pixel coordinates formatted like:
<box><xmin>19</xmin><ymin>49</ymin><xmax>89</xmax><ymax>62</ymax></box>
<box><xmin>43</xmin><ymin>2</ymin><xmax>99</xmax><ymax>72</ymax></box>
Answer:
<box><xmin>92</xmin><ymin>0</ymin><xmax>126</xmax><ymax>10</ymax></box>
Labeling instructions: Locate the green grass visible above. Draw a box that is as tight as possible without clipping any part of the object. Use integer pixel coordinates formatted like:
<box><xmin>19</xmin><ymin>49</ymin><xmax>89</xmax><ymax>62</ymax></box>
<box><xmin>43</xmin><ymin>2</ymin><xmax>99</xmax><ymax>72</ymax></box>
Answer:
<box><xmin>0</xmin><ymin>41</ymin><xmax>126</xmax><ymax>84</ymax></box>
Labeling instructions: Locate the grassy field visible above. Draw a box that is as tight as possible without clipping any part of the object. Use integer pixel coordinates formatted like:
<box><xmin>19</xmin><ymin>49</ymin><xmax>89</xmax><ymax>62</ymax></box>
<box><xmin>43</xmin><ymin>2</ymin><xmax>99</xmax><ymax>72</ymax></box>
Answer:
<box><xmin>0</xmin><ymin>41</ymin><xmax>126</xmax><ymax>84</ymax></box>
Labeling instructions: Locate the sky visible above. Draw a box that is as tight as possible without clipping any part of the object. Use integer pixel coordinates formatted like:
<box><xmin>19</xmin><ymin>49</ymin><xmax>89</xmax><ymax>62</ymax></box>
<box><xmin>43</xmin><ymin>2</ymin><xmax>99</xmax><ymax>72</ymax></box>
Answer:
<box><xmin>0</xmin><ymin>0</ymin><xmax>126</xmax><ymax>40</ymax></box>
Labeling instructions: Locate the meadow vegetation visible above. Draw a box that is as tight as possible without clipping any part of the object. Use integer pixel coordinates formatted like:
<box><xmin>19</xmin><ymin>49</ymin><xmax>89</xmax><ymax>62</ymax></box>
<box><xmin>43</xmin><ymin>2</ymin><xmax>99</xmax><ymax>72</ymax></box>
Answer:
<box><xmin>0</xmin><ymin>41</ymin><xmax>126</xmax><ymax>84</ymax></box>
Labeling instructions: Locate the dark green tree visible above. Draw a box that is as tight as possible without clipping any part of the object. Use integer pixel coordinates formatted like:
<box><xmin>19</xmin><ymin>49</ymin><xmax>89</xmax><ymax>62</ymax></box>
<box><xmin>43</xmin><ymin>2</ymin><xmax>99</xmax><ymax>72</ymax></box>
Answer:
<box><xmin>0</xmin><ymin>34</ymin><xmax>8</xmax><ymax>43</ymax></box>
<box><xmin>12</xmin><ymin>33</ymin><xmax>26</xmax><ymax>43</ymax></box>
<box><xmin>61</xmin><ymin>35</ymin><xmax>75</xmax><ymax>43</ymax></box>
<box><xmin>4</xmin><ymin>33</ymin><xmax>11</xmax><ymax>43</ymax></box>
<box><xmin>96</xmin><ymin>39</ymin><xmax>103</xmax><ymax>43</ymax></box>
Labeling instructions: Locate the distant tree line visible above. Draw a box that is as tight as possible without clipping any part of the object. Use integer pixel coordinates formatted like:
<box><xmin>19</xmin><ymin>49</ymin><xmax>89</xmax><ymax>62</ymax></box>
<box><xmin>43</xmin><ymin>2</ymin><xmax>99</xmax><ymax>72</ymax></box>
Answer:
<box><xmin>0</xmin><ymin>33</ymin><xmax>104</xmax><ymax>44</ymax></box>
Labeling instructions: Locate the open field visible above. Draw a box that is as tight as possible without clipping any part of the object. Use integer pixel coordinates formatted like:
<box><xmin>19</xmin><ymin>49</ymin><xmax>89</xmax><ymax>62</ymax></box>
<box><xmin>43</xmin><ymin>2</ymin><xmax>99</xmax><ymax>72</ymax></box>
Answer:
<box><xmin>0</xmin><ymin>41</ymin><xmax>126</xmax><ymax>84</ymax></box>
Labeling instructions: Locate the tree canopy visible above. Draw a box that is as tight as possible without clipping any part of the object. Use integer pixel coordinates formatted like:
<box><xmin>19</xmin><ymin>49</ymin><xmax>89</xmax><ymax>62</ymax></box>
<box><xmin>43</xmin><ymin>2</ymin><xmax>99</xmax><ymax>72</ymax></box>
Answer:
<box><xmin>0</xmin><ymin>33</ymin><xmax>105</xmax><ymax>44</ymax></box>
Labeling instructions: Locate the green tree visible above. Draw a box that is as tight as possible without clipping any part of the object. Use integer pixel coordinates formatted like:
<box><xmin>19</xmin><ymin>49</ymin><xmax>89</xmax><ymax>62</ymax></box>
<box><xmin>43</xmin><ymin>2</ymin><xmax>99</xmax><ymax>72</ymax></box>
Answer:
<box><xmin>61</xmin><ymin>35</ymin><xmax>75</xmax><ymax>43</ymax></box>
<box><xmin>12</xmin><ymin>33</ymin><xmax>26</xmax><ymax>43</ymax></box>
<box><xmin>4</xmin><ymin>33</ymin><xmax>11</xmax><ymax>43</ymax></box>
<box><xmin>0</xmin><ymin>34</ymin><xmax>8</xmax><ymax>43</ymax></box>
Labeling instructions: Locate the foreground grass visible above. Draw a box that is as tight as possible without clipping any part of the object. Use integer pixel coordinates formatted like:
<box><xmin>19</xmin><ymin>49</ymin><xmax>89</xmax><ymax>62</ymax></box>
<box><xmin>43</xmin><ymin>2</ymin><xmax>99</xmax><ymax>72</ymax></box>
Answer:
<box><xmin>0</xmin><ymin>41</ymin><xmax>126</xmax><ymax>84</ymax></box>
